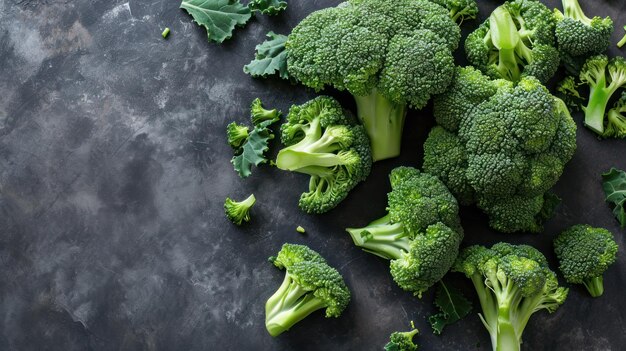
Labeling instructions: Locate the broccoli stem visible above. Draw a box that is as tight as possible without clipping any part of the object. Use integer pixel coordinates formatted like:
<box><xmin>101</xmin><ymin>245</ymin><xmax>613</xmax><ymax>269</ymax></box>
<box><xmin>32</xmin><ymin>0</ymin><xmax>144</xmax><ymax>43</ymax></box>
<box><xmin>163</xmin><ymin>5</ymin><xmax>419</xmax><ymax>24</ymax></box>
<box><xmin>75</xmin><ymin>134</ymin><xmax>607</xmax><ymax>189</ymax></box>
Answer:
<box><xmin>618</xmin><ymin>27</ymin><xmax>626</xmax><ymax>48</ymax></box>
<box><xmin>490</xmin><ymin>6</ymin><xmax>522</xmax><ymax>82</ymax></box>
<box><xmin>265</xmin><ymin>273</ymin><xmax>327</xmax><ymax>336</ymax></box>
<box><xmin>583</xmin><ymin>76</ymin><xmax>613</xmax><ymax>134</ymax></box>
<box><xmin>562</xmin><ymin>0</ymin><xmax>592</xmax><ymax>25</ymax></box>
<box><xmin>583</xmin><ymin>276</ymin><xmax>604</xmax><ymax>297</ymax></box>
<box><xmin>346</xmin><ymin>214</ymin><xmax>409</xmax><ymax>260</ymax></box>
<box><xmin>495</xmin><ymin>307</ymin><xmax>521</xmax><ymax>351</ymax></box>
<box><xmin>276</xmin><ymin>150</ymin><xmax>348</xmax><ymax>171</ymax></box>
<box><xmin>353</xmin><ymin>89</ymin><xmax>407</xmax><ymax>162</ymax></box>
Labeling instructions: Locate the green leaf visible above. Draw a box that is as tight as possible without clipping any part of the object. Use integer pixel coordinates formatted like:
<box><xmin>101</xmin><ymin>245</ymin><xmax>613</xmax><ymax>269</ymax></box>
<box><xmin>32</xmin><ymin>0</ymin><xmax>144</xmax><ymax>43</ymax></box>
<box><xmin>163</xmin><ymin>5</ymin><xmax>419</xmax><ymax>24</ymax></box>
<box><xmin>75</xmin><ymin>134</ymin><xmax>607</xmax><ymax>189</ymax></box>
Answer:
<box><xmin>180</xmin><ymin>0</ymin><xmax>252</xmax><ymax>43</ymax></box>
<box><xmin>231</xmin><ymin>119</ymin><xmax>277</xmax><ymax>178</ymax></box>
<box><xmin>602</xmin><ymin>168</ymin><xmax>626</xmax><ymax>228</ymax></box>
<box><xmin>428</xmin><ymin>281</ymin><xmax>472</xmax><ymax>335</ymax></box>
<box><xmin>248</xmin><ymin>0</ymin><xmax>287</xmax><ymax>15</ymax></box>
<box><xmin>244</xmin><ymin>31</ymin><xmax>289</xmax><ymax>79</ymax></box>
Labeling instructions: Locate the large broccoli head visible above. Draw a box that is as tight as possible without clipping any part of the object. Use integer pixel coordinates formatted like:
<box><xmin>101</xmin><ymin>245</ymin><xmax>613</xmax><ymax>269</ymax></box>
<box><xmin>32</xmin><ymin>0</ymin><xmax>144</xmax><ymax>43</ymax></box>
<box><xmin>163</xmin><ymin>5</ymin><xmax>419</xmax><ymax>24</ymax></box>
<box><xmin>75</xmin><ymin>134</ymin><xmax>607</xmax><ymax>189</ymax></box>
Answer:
<box><xmin>346</xmin><ymin>167</ymin><xmax>463</xmax><ymax>296</ymax></box>
<box><xmin>276</xmin><ymin>96</ymin><xmax>372</xmax><ymax>214</ymax></box>
<box><xmin>554</xmin><ymin>224</ymin><xmax>618</xmax><ymax>297</ymax></box>
<box><xmin>286</xmin><ymin>0</ymin><xmax>459</xmax><ymax>161</ymax></box>
<box><xmin>465</xmin><ymin>0</ymin><xmax>559</xmax><ymax>83</ymax></box>
<box><xmin>424</xmin><ymin>66</ymin><xmax>577</xmax><ymax>233</ymax></box>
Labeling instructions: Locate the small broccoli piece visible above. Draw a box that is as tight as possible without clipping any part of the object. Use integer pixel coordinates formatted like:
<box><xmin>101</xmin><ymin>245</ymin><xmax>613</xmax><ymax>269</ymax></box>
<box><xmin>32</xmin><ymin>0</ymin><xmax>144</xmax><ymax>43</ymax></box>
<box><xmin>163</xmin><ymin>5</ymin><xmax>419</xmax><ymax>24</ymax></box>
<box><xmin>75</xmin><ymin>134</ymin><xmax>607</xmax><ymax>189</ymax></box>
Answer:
<box><xmin>579</xmin><ymin>55</ymin><xmax>626</xmax><ymax>136</ymax></box>
<box><xmin>286</xmin><ymin>0</ymin><xmax>459</xmax><ymax>161</ymax></box>
<box><xmin>554</xmin><ymin>225</ymin><xmax>618</xmax><ymax>297</ymax></box>
<box><xmin>384</xmin><ymin>327</ymin><xmax>419</xmax><ymax>351</ymax></box>
<box><xmin>604</xmin><ymin>91</ymin><xmax>626</xmax><ymax>138</ymax></box>
<box><xmin>224</xmin><ymin>194</ymin><xmax>256</xmax><ymax>225</ymax></box>
<box><xmin>265</xmin><ymin>243</ymin><xmax>350</xmax><ymax>336</ymax></box>
<box><xmin>275</xmin><ymin>96</ymin><xmax>372</xmax><ymax>214</ymax></box>
<box><xmin>465</xmin><ymin>0</ymin><xmax>559</xmax><ymax>83</ymax></box>
<box><xmin>618</xmin><ymin>26</ymin><xmax>626</xmax><ymax>48</ymax></box>
<box><xmin>226</xmin><ymin>122</ymin><xmax>250</xmax><ymax>149</ymax></box>
<box><xmin>296</xmin><ymin>226</ymin><xmax>306</xmax><ymax>234</ymax></box>
<box><xmin>250</xmin><ymin>98</ymin><xmax>281</xmax><ymax>126</ymax></box>
<box><xmin>429</xmin><ymin>0</ymin><xmax>478</xmax><ymax>25</ymax></box>
<box><xmin>556</xmin><ymin>76</ymin><xmax>584</xmax><ymax>112</ymax></box>
<box><xmin>554</xmin><ymin>0</ymin><xmax>613</xmax><ymax>58</ymax></box>
<box><xmin>453</xmin><ymin>243</ymin><xmax>568</xmax><ymax>351</ymax></box>
<box><xmin>346</xmin><ymin>167</ymin><xmax>462</xmax><ymax>296</ymax></box>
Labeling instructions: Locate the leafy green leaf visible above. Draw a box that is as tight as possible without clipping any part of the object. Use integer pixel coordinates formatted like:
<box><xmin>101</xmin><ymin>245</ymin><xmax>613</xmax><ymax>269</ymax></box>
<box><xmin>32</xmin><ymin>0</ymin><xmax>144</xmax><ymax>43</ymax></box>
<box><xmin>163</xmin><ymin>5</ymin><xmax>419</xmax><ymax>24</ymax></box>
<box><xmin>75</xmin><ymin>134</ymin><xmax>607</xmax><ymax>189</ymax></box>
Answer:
<box><xmin>428</xmin><ymin>281</ymin><xmax>472</xmax><ymax>335</ymax></box>
<box><xmin>180</xmin><ymin>0</ymin><xmax>252</xmax><ymax>43</ymax></box>
<box><xmin>602</xmin><ymin>168</ymin><xmax>626</xmax><ymax>228</ymax></box>
<box><xmin>231</xmin><ymin>119</ymin><xmax>277</xmax><ymax>178</ymax></box>
<box><xmin>244</xmin><ymin>31</ymin><xmax>289</xmax><ymax>79</ymax></box>
<box><xmin>248</xmin><ymin>0</ymin><xmax>287</xmax><ymax>15</ymax></box>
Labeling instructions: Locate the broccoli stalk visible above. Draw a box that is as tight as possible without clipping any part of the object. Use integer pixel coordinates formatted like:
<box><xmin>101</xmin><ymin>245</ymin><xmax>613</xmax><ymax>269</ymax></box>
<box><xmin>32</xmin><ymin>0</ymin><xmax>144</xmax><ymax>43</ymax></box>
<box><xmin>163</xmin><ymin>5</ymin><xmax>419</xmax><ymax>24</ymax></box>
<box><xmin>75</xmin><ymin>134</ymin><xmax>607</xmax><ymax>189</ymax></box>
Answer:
<box><xmin>347</xmin><ymin>214</ymin><xmax>409</xmax><ymax>260</ymax></box>
<box><xmin>618</xmin><ymin>26</ymin><xmax>626</xmax><ymax>48</ymax></box>
<box><xmin>489</xmin><ymin>6</ymin><xmax>523</xmax><ymax>82</ymax></box>
<box><xmin>353</xmin><ymin>90</ymin><xmax>407</xmax><ymax>162</ymax></box>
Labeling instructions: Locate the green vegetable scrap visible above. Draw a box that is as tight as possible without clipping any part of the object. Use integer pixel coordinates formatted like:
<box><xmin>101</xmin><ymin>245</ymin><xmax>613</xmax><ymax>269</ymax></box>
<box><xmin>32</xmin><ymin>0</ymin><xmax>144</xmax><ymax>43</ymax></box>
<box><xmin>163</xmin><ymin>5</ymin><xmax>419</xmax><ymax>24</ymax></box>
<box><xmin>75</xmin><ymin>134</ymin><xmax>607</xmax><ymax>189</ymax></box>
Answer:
<box><xmin>296</xmin><ymin>226</ymin><xmax>305</xmax><ymax>234</ymax></box>
<box><xmin>429</xmin><ymin>280</ymin><xmax>472</xmax><ymax>334</ymax></box>
<box><xmin>180</xmin><ymin>0</ymin><xmax>251</xmax><ymax>43</ymax></box>
<box><xmin>162</xmin><ymin>27</ymin><xmax>170</xmax><ymax>39</ymax></box>
<box><xmin>244</xmin><ymin>31</ymin><xmax>289</xmax><ymax>79</ymax></box>
<box><xmin>602</xmin><ymin>168</ymin><xmax>626</xmax><ymax>227</ymax></box>
<box><xmin>248</xmin><ymin>0</ymin><xmax>287</xmax><ymax>15</ymax></box>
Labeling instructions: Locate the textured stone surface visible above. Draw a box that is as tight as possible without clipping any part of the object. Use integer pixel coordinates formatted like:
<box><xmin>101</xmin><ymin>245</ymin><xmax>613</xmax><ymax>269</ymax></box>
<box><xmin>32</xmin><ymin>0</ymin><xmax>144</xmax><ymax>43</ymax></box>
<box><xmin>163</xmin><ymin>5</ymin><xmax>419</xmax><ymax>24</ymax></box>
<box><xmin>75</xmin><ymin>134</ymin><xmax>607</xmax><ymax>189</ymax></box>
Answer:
<box><xmin>0</xmin><ymin>0</ymin><xmax>625</xmax><ymax>350</ymax></box>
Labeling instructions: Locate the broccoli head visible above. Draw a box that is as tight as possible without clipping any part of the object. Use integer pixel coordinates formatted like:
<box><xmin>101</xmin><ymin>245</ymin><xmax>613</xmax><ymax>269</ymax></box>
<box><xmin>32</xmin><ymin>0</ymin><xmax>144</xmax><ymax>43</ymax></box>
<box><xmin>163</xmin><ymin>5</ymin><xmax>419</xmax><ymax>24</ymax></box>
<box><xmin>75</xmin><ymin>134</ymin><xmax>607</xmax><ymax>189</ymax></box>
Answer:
<box><xmin>224</xmin><ymin>194</ymin><xmax>256</xmax><ymax>225</ymax></box>
<box><xmin>384</xmin><ymin>327</ymin><xmax>419</xmax><ymax>351</ymax></box>
<box><xmin>578</xmin><ymin>55</ymin><xmax>626</xmax><ymax>137</ymax></box>
<box><xmin>424</xmin><ymin>67</ymin><xmax>577</xmax><ymax>233</ymax></box>
<box><xmin>554</xmin><ymin>0</ymin><xmax>613</xmax><ymax>58</ymax></box>
<box><xmin>346</xmin><ymin>167</ymin><xmax>462</xmax><ymax>296</ymax></box>
<box><xmin>286</xmin><ymin>0</ymin><xmax>459</xmax><ymax>161</ymax></box>
<box><xmin>275</xmin><ymin>96</ymin><xmax>372</xmax><ymax>214</ymax></box>
<box><xmin>265</xmin><ymin>243</ymin><xmax>350</xmax><ymax>336</ymax></box>
<box><xmin>465</xmin><ymin>0</ymin><xmax>559</xmax><ymax>83</ymax></box>
<box><xmin>554</xmin><ymin>224</ymin><xmax>618</xmax><ymax>297</ymax></box>
<box><xmin>453</xmin><ymin>243</ymin><xmax>568</xmax><ymax>351</ymax></box>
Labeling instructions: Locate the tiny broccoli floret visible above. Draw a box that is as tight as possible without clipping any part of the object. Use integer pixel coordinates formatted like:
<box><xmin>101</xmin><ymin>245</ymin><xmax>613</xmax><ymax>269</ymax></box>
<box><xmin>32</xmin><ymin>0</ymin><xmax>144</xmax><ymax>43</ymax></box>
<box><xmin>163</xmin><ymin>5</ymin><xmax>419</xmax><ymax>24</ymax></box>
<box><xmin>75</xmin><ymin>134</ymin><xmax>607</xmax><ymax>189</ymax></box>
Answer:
<box><xmin>384</xmin><ymin>327</ymin><xmax>419</xmax><ymax>351</ymax></box>
<box><xmin>604</xmin><ymin>91</ymin><xmax>626</xmax><ymax>138</ymax></box>
<box><xmin>346</xmin><ymin>167</ymin><xmax>462</xmax><ymax>296</ymax></box>
<box><xmin>265</xmin><ymin>243</ymin><xmax>350</xmax><ymax>336</ymax></box>
<box><xmin>554</xmin><ymin>224</ymin><xmax>618</xmax><ymax>297</ymax></box>
<box><xmin>275</xmin><ymin>96</ymin><xmax>372</xmax><ymax>214</ymax></box>
<box><xmin>286</xmin><ymin>0</ymin><xmax>459</xmax><ymax>161</ymax></box>
<box><xmin>465</xmin><ymin>0</ymin><xmax>559</xmax><ymax>83</ymax></box>
<box><xmin>224</xmin><ymin>194</ymin><xmax>256</xmax><ymax>225</ymax></box>
<box><xmin>428</xmin><ymin>0</ymin><xmax>478</xmax><ymax>25</ymax></box>
<box><xmin>453</xmin><ymin>243</ymin><xmax>568</xmax><ymax>351</ymax></box>
<box><xmin>250</xmin><ymin>98</ymin><xmax>281</xmax><ymax>126</ymax></box>
<box><xmin>554</xmin><ymin>0</ymin><xmax>613</xmax><ymax>58</ymax></box>
<box><xmin>579</xmin><ymin>55</ymin><xmax>626</xmax><ymax>136</ymax></box>
<box><xmin>226</xmin><ymin>122</ymin><xmax>249</xmax><ymax>149</ymax></box>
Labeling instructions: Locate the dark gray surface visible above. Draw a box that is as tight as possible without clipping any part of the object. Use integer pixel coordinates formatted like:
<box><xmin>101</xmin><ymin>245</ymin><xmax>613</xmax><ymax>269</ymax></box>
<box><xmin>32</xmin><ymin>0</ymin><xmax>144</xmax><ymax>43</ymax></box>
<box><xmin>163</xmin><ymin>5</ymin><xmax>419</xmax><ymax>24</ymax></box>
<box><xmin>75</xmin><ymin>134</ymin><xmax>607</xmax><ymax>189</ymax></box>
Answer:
<box><xmin>0</xmin><ymin>0</ymin><xmax>625</xmax><ymax>350</ymax></box>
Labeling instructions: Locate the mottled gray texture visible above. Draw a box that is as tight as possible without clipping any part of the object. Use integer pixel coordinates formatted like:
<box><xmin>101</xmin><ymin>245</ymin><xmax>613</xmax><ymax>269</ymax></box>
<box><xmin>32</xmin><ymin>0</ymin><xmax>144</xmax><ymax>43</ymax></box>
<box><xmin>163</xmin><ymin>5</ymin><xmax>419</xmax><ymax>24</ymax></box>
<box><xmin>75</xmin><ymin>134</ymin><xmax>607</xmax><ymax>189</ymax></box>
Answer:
<box><xmin>0</xmin><ymin>0</ymin><xmax>625</xmax><ymax>350</ymax></box>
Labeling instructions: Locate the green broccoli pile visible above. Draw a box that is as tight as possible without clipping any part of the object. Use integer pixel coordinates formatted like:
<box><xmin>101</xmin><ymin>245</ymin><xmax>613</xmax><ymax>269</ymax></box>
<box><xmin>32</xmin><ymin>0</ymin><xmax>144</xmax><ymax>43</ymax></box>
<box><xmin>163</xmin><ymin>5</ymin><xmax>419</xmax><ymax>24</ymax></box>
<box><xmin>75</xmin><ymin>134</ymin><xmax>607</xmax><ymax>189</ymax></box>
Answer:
<box><xmin>423</xmin><ymin>66</ymin><xmax>577</xmax><ymax>233</ymax></box>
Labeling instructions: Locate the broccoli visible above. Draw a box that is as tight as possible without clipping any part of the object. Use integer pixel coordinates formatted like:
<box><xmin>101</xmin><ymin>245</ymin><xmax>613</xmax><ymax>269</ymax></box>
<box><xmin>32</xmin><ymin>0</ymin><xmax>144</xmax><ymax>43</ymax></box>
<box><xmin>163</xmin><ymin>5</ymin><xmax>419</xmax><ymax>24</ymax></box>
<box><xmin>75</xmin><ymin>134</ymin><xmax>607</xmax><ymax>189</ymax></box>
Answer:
<box><xmin>605</xmin><ymin>92</ymin><xmax>626</xmax><ymax>138</ymax></box>
<box><xmin>275</xmin><ymin>96</ymin><xmax>372</xmax><ymax>214</ymax></box>
<box><xmin>285</xmin><ymin>0</ymin><xmax>459</xmax><ymax>161</ymax></box>
<box><xmin>265</xmin><ymin>243</ymin><xmax>350</xmax><ymax>336</ymax></box>
<box><xmin>618</xmin><ymin>26</ymin><xmax>626</xmax><ymax>48</ymax></box>
<box><xmin>226</xmin><ymin>122</ymin><xmax>250</xmax><ymax>149</ymax></box>
<box><xmin>224</xmin><ymin>194</ymin><xmax>256</xmax><ymax>225</ymax></box>
<box><xmin>250</xmin><ymin>98</ymin><xmax>281</xmax><ymax>126</ymax></box>
<box><xmin>346</xmin><ymin>167</ymin><xmax>462</xmax><ymax>296</ymax></box>
<box><xmin>429</xmin><ymin>0</ymin><xmax>478</xmax><ymax>25</ymax></box>
<box><xmin>384</xmin><ymin>326</ymin><xmax>419</xmax><ymax>351</ymax></box>
<box><xmin>424</xmin><ymin>67</ymin><xmax>577</xmax><ymax>233</ymax></box>
<box><xmin>579</xmin><ymin>54</ymin><xmax>626</xmax><ymax>136</ymax></box>
<box><xmin>554</xmin><ymin>0</ymin><xmax>613</xmax><ymax>59</ymax></box>
<box><xmin>554</xmin><ymin>224</ymin><xmax>618</xmax><ymax>297</ymax></box>
<box><xmin>453</xmin><ymin>243</ymin><xmax>568</xmax><ymax>351</ymax></box>
<box><xmin>465</xmin><ymin>0</ymin><xmax>559</xmax><ymax>83</ymax></box>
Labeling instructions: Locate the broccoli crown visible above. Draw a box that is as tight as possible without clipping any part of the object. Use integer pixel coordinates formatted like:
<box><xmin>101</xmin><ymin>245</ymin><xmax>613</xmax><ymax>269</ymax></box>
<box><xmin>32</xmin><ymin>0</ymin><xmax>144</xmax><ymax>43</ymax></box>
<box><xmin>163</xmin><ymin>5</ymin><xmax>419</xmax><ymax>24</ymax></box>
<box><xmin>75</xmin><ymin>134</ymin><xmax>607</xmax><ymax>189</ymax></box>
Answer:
<box><xmin>276</xmin><ymin>96</ymin><xmax>372</xmax><ymax>214</ymax></box>
<box><xmin>224</xmin><ymin>194</ymin><xmax>256</xmax><ymax>225</ymax></box>
<box><xmin>265</xmin><ymin>243</ymin><xmax>350</xmax><ymax>336</ymax></box>
<box><xmin>346</xmin><ymin>167</ymin><xmax>462</xmax><ymax>296</ymax></box>
<box><xmin>425</xmin><ymin>69</ymin><xmax>577</xmax><ymax>233</ymax></box>
<box><xmin>226</xmin><ymin>122</ymin><xmax>249</xmax><ymax>149</ymax></box>
<box><xmin>250</xmin><ymin>98</ymin><xmax>281</xmax><ymax>126</ymax></box>
<box><xmin>384</xmin><ymin>328</ymin><xmax>419</xmax><ymax>351</ymax></box>
<box><xmin>428</xmin><ymin>0</ymin><xmax>478</xmax><ymax>24</ymax></box>
<box><xmin>453</xmin><ymin>243</ymin><xmax>568</xmax><ymax>351</ymax></box>
<box><xmin>554</xmin><ymin>224</ymin><xmax>618</xmax><ymax>297</ymax></box>
<box><xmin>465</xmin><ymin>0</ymin><xmax>559</xmax><ymax>83</ymax></box>
<box><xmin>554</xmin><ymin>0</ymin><xmax>613</xmax><ymax>58</ymax></box>
<box><xmin>606</xmin><ymin>92</ymin><xmax>626</xmax><ymax>138</ymax></box>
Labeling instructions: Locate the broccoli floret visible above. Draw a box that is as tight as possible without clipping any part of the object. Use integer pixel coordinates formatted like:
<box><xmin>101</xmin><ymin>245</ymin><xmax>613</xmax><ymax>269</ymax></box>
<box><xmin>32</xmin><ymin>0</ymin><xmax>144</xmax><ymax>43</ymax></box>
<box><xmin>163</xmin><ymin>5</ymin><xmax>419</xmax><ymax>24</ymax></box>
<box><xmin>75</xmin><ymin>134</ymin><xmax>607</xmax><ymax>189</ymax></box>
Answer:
<box><xmin>250</xmin><ymin>98</ymin><xmax>281</xmax><ymax>126</ymax></box>
<box><xmin>424</xmin><ymin>68</ymin><xmax>577</xmax><ymax>233</ymax></box>
<box><xmin>465</xmin><ymin>1</ymin><xmax>559</xmax><ymax>83</ymax></box>
<box><xmin>604</xmin><ymin>91</ymin><xmax>626</xmax><ymax>138</ymax></box>
<box><xmin>453</xmin><ymin>243</ymin><xmax>568</xmax><ymax>351</ymax></box>
<box><xmin>286</xmin><ymin>0</ymin><xmax>459</xmax><ymax>161</ymax></box>
<box><xmin>224</xmin><ymin>194</ymin><xmax>256</xmax><ymax>225</ymax></box>
<box><xmin>265</xmin><ymin>243</ymin><xmax>350</xmax><ymax>336</ymax></box>
<box><xmin>346</xmin><ymin>167</ymin><xmax>462</xmax><ymax>296</ymax></box>
<box><xmin>429</xmin><ymin>0</ymin><xmax>478</xmax><ymax>25</ymax></box>
<box><xmin>275</xmin><ymin>96</ymin><xmax>372</xmax><ymax>214</ymax></box>
<box><xmin>579</xmin><ymin>55</ymin><xmax>626</xmax><ymax>136</ymax></box>
<box><xmin>384</xmin><ymin>327</ymin><xmax>419</xmax><ymax>351</ymax></box>
<box><xmin>554</xmin><ymin>0</ymin><xmax>613</xmax><ymax>58</ymax></box>
<box><xmin>226</xmin><ymin>122</ymin><xmax>250</xmax><ymax>149</ymax></box>
<box><xmin>554</xmin><ymin>224</ymin><xmax>618</xmax><ymax>297</ymax></box>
